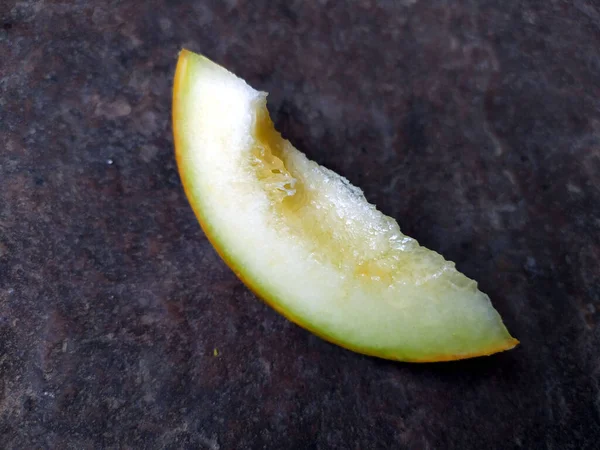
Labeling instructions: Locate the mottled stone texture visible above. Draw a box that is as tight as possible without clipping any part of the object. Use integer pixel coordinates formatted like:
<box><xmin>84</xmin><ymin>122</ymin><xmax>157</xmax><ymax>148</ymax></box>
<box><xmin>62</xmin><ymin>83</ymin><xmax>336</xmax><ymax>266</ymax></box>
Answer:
<box><xmin>1</xmin><ymin>0</ymin><xmax>599</xmax><ymax>448</ymax></box>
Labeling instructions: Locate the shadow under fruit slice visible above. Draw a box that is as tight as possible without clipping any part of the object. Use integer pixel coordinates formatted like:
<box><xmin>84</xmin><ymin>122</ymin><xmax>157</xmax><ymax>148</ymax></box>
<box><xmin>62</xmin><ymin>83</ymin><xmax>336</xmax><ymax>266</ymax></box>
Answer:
<box><xmin>172</xmin><ymin>49</ymin><xmax>518</xmax><ymax>362</ymax></box>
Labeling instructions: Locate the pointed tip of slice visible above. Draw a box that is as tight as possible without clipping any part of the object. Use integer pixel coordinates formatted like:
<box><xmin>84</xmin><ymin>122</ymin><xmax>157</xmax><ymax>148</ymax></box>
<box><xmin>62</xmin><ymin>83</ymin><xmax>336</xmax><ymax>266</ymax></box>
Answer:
<box><xmin>405</xmin><ymin>337</ymin><xmax>519</xmax><ymax>363</ymax></box>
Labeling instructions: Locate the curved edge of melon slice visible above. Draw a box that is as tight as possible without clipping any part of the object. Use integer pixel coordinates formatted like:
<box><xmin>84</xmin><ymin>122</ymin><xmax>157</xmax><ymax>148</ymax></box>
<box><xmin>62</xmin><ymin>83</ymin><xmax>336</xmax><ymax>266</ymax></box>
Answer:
<box><xmin>172</xmin><ymin>48</ymin><xmax>519</xmax><ymax>362</ymax></box>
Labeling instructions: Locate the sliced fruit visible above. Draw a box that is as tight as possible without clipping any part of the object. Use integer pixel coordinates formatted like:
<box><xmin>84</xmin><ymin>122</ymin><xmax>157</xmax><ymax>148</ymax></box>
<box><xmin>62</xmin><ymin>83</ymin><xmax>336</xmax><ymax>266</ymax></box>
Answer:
<box><xmin>172</xmin><ymin>49</ymin><xmax>518</xmax><ymax>362</ymax></box>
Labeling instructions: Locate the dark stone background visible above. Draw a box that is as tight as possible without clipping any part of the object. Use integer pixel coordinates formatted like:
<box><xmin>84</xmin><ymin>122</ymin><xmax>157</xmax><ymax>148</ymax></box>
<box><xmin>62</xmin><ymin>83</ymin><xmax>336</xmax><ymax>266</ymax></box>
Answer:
<box><xmin>1</xmin><ymin>0</ymin><xmax>599</xmax><ymax>448</ymax></box>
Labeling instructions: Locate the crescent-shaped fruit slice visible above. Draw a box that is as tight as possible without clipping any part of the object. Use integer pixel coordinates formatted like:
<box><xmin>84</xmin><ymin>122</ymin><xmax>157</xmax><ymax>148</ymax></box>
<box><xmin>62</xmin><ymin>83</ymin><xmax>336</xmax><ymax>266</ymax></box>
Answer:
<box><xmin>172</xmin><ymin>49</ymin><xmax>518</xmax><ymax>362</ymax></box>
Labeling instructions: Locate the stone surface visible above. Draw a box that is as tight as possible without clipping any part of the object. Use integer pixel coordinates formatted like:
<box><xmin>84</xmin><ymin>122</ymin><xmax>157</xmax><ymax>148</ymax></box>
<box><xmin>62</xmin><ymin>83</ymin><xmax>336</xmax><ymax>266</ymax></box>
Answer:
<box><xmin>1</xmin><ymin>0</ymin><xmax>600</xmax><ymax>448</ymax></box>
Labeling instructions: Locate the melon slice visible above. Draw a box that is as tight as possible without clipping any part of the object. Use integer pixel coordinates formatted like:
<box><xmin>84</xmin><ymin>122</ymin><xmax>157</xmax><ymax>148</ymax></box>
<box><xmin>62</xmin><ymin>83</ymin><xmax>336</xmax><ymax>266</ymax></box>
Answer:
<box><xmin>172</xmin><ymin>49</ymin><xmax>518</xmax><ymax>362</ymax></box>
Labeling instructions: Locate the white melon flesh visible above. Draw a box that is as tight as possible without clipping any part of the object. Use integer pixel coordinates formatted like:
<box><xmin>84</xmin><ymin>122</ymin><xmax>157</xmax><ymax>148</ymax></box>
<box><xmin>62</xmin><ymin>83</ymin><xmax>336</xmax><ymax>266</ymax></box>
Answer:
<box><xmin>172</xmin><ymin>49</ymin><xmax>518</xmax><ymax>362</ymax></box>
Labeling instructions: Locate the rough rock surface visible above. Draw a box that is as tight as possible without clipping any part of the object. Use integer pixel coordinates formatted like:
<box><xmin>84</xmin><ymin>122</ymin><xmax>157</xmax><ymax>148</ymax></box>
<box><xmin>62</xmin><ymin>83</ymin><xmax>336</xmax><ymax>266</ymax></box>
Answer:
<box><xmin>1</xmin><ymin>0</ymin><xmax>599</xmax><ymax>448</ymax></box>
